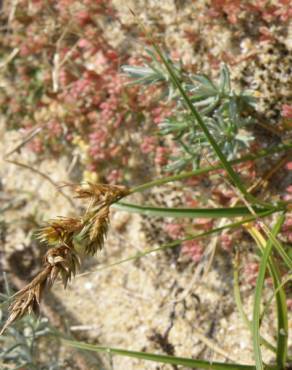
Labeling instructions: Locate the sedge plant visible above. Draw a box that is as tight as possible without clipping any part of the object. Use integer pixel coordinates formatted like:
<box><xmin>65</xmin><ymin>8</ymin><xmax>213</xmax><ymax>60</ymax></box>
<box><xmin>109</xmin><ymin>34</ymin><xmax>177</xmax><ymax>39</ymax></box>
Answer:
<box><xmin>2</xmin><ymin>30</ymin><xmax>291</xmax><ymax>370</ymax></box>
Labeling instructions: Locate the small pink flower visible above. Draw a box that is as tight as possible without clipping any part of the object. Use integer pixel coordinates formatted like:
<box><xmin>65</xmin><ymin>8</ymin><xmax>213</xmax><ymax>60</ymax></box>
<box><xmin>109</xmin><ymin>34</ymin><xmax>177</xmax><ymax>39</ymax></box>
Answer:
<box><xmin>282</xmin><ymin>217</ymin><xmax>292</xmax><ymax>242</ymax></box>
<box><xmin>283</xmin><ymin>185</ymin><xmax>292</xmax><ymax>201</ymax></box>
<box><xmin>244</xmin><ymin>261</ymin><xmax>259</xmax><ymax>286</ymax></box>
<box><xmin>152</xmin><ymin>106</ymin><xmax>171</xmax><ymax>125</ymax></box>
<box><xmin>164</xmin><ymin>223</ymin><xmax>184</xmax><ymax>239</ymax></box>
<box><xmin>75</xmin><ymin>11</ymin><xmax>91</xmax><ymax>26</ymax></box>
<box><xmin>95</xmin><ymin>51</ymin><xmax>107</xmax><ymax>65</ymax></box>
<box><xmin>47</xmin><ymin>120</ymin><xmax>62</xmax><ymax>137</ymax></box>
<box><xmin>140</xmin><ymin>136</ymin><xmax>157</xmax><ymax>154</ymax></box>
<box><xmin>181</xmin><ymin>240</ymin><xmax>204</xmax><ymax>263</ymax></box>
<box><xmin>281</xmin><ymin>104</ymin><xmax>292</xmax><ymax>119</ymax></box>
<box><xmin>20</xmin><ymin>44</ymin><xmax>31</xmax><ymax>57</ymax></box>
<box><xmin>78</xmin><ymin>38</ymin><xmax>92</xmax><ymax>49</ymax></box>
<box><xmin>154</xmin><ymin>147</ymin><xmax>168</xmax><ymax>166</ymax></box>
<box><xmin>220</xmin><ymin>233</ymin><xmax>233</xmax><ymax>252</ymax></box>
<box><xmin>287</xmin><ymin>298</ymin><xmax>292</xmax><ymax>311</ymax></box>
<box><xmin>193</xmin><ymin>218</ymin><xmax>213</xmax><ymax>231</ymax></box>
<box><xmin>106</xmin><ymin>169</ymin><xmax>123</xmax><ymax>184</ymax></box>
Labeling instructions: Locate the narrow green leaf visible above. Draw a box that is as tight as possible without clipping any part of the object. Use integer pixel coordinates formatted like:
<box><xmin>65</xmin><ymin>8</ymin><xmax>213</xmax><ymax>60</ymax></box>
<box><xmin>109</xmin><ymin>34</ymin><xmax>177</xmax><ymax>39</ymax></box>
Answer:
<box><xmin>260</xmin><ymin>274</ymin><xmax>292</xmax><ymax>322</ymax></box>
<box><xmin>233</xmin><ymin>254</ymin><xmax>277</xmax><ymax>354</ymax></box>
<box><xmin>269</xmin><ymin>264</ymin><xmax>289</xmax><ymax>368</ymax></box>
<box><xmin>76</xmin><ymin>210</ymin><xmax>276</xmax><ymax>279</ymax></box>
<box><xmin>219</xmin><ymin>64</ymin><xmax>231</xmax><ymax>93</ymax></box>
<box><xmin>113</xmin><ymin>202</ymin><xmax>277</xmax><ymax>219</ymax></box>
<box><xmin>130</xmin><ymin>143</ymin><xmax>292</xmax><ymax>194</ymax></box>
<box><xmin>252</xmin><ymin>214</ymin><xmax>287</xmax><ymax>370</ymax></box>
<box><xmin>192</xmin><ymin>74</ymin><xmax>218</xmax><ymax>92</ymax></box>
<box><xmin>262</xmin><ymin>229</ymin><xmax>292</xmax><ymax>271</ymax></box>
<box><xmin>63</xmin><ymin>339</ymin><xmax>274</xmax><ymax>370</ymax></box>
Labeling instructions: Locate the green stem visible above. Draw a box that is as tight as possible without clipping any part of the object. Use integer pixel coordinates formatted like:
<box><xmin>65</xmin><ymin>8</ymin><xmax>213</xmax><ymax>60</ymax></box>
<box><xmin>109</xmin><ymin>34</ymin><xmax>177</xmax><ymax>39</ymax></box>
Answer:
<box><xmin>63</xmin><ymin>338</ymin><xmax>280</xmax><ymax>370</ymax></box>
<box><xmin>149</xmin><ymin>41</ymin><xmax>272</xmax><ymax>208</ymax></box>
<box><xmin>130</xmin><ymin>143</ymin><xmax>292</xmax><ymax>194</ymax></box>
<box><xmin>252</xmin><ymin>214</ymin><xmax>287</xmax><ymax>370</ymax></box>
<box><xmin>233</xmin><ymin>254</ymin><xmax>277</xmax><ymax>354</ymax></box>
<box><xmin>77</xmin><ymin>210</ymin><xmax>275</xmax><ymax>278</ymax></box>
<box><xmin>113</xmin><ymin>202</ymin><xmax>280</xmax><ymax>219</ymax></box>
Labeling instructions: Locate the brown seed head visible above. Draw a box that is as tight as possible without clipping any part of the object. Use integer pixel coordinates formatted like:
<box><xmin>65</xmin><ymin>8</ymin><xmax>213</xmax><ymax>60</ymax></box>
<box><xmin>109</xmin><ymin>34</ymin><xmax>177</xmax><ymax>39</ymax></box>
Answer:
<box><xmin>63</xmin><ymin>182</ymin><xmax>130</xmax><ymax>208</ymax></box>
<box><xmin>0</xmin><ymin>245</ymin><xmax>80</xmax><ymax>335</ymax></box>
<box><xmin>37</xmin><ymin>217</ymin><xmax>82</xmax><ymax>245</ymax></box>
<box><xmin>1</xmin><ymin>182</ymin><xmax>129</xmax><ymax>334</ymax></box>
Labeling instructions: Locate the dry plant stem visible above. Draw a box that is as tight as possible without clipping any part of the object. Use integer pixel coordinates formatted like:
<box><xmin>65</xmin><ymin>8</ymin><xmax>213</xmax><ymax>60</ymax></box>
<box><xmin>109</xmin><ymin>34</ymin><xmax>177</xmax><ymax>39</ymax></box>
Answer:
<box><xmin>0</xmin><ymin>47</ymin><xmax>19</xmax><ymax>69</ymax></box>
<box><xmin>192</xmin><ymin>327</ymin><xmax>238</xmax><ymax>363</ymax></box>
<box><xmin>203</xmin><ymin>149</ymin><xmax>287</xmax><ymax>277</ymax></box>
<box><xmin>6</xmin><ymin>159</ymin><xmax>76</xmax><ymax>209</ymax></box>
<box><xmin>0</xmin><ymin>183</ymin><xmax>130</xmax><ymax>334</ymax></box>
<box><xmin>4</xmin><ymin>126</ymin><xmax>43</xmax><ymax>158</ymax></box>
<box><xmin>249</xmin><ymin>152</ymin><xmax>292</xmax><ymax>192</ymax></box>
<box><xmin>4</xmin><ymin>124</ymin><xmax>76</xmax><ymax>208</ymax></box>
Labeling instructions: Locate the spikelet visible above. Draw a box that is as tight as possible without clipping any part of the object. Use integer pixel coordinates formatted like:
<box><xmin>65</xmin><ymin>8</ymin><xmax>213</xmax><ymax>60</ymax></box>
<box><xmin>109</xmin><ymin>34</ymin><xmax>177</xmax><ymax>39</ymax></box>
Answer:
<box><xmin>45</xmin><ymin>245</ymin><xmax>80</xmax><ymax>286</ymax></box>
<box><xmin>64</xmin><ymin>182</ymin><xmax>130</xmax><ymax>208</ymax></box>
<box><xmin>0</xmin><ymin>267</ymin><xmax>50</xmax><ymax>335</ymax></box>
<box><xmin>0</xmin><ymin>244</ymin><xmax>81</xmax><ymax>335</ymax></box>
<box><xmin>76</xmin><ymin>206</ymin><xmax>109</xmax><ymax>256</ymax></box>
<box><xmin>37</xmin><ymin>217</ymin><xmax>83</xmax><ymax>245</ymax></box>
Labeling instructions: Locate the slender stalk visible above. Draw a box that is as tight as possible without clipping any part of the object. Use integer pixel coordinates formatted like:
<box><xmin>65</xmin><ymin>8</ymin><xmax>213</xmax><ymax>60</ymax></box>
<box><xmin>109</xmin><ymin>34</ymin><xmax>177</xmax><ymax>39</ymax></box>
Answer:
<box><xmin>248</xmin><ymin>215</ymin><xmax>287</xmax><ymax>370</ymax></box>
<box><xmin>146</xmin><ymin>37</ymin><xmax>273</xmax><ymax>209</ymax></box>
<box><xmin>260</xmin><ymin>274</ymin><xmax>292</xmax><ymax>322</ymax></box>
<box><xmin>130</xmin><ymin>143</ymin><xmax>292</xmax><ymax>194</ymax></box>
<box><xmin>63</xmin><ymin>338</ymin><xmax>280</xmax><ymax>370</ymax></box>
<box><xmin>113</xmin><ymin>202</ymin><xmax>281</xmax><ymax>219</ymax></box>
<box><xmin>233</xmin><ymin>252</ymin><xmax>277</xmax><ymax>354</ymax></box>
<box><xmin>76</xmin><ymin>210</ymin><xmax>275</xmax><ymax>279</ymax></box>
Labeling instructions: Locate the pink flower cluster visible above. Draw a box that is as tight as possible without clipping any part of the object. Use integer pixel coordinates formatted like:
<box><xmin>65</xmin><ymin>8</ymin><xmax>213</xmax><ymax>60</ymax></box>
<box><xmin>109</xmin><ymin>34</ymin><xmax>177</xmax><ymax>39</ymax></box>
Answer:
<box><xmin>164</xmin><ymin>223</ymin><xmax>184</xmax><ymax>240</ymax></box>
<box><xmin>219</xmin><ymin>233</ymin><xmax>233</xmax><ymax>252</ymax></box>
<box><xmin>282</xmin><ymin>185</ymin><xmax>292</xmax><ymax>202</ymax></box>
<box><xmin>140</xmin><ymin>136</ymin><xmax>157</xmax><ymax>154</ymax></box>
<box><xmin>181</xmin><ymin>240</ymin><xmax>204</xmax><ymax>263</ymax></box>
<box><xmin>154</xmin><ymin>146</ymin><xmax>169</xmax><ymax>166</ymax></box>
<box><xmin>208</xmin><ymin>0</ymin><xmax>292</xmax><ymax>25</ymax></box>
<box><xmin>243</xmin><ymin>261</ymin><xmax>259</xmax><ymax>287</ymax></box>
<box><xmin>208</xmin><ymin>0</ymin><xmax>242</xmax><ymax>24</ymax></box>
<box><xmin>3</xmin><ymin>0</ymin><xmax>169</xmax><ymax>180</ymax></box>
<box><xmin>281</xmin><ymin>104</ymin><xmax>292</xmax><ymax>119</ymax></box>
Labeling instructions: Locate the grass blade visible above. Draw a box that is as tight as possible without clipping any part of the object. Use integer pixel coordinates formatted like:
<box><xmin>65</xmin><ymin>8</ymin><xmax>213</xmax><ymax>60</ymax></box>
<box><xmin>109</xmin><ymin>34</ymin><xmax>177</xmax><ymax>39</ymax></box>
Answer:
<box><xmin>250</xmin><ymin>214</ymin><xmax>287</xmax><ymax>370</ymax></box>
<box><xmin>260</xmin><ymin>274</ymin><xmax>292</xmax><ymax>322</ymax></box>
<box><xmin>233</xmin><ymin>253</ymin><xmax>276</xmax><ymax>354</ymax></box>
<box><xmin>63</xmin><ymin>338</ymin><xmax>279</xmax><ymax>369</ymax></box>
<box><xmin>113</xmin><ymin>202</ymin><xmax>278</xmax><ymax>219</ymax></box>
<box><xmin>259</xmin><ymin>225</ymin><xmax>292</xmax><ymax>271</ymax></box>
<box><xmin>76</xmin><ymin>211</ymin><xmax>275</xmax><ymax>278</ymax></box>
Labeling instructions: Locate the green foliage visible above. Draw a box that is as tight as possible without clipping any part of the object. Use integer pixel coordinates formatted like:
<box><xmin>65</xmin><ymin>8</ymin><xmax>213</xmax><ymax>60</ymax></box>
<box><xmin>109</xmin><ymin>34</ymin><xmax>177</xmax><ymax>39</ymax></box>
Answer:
<box><xmin>0</xmin><ymin>284</ymin><xmax>57</xmax><ymax>370</ymax></box>
<box><xmin>63</xmin><ymin>339</ymin><xmax>268</xmax><ymax>370</ymax></box>
<box><xmin>114</xmin><ymin>202</ymin><xmax>276</xmax><ymax>218</ymax></box>
<box><xmin>123</xmin><ymin>51</ymin><xmax>255</xmax><ymax>172</ymax></box>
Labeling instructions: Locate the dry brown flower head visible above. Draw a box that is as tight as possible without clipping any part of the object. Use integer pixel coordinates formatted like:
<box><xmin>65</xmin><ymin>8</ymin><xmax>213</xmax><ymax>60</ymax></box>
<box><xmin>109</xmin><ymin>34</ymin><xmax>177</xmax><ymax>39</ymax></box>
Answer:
<box><xmin>1</xmin><ymin>182</ymin><xmax>130</xmax><ymax>334</ymax></box>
